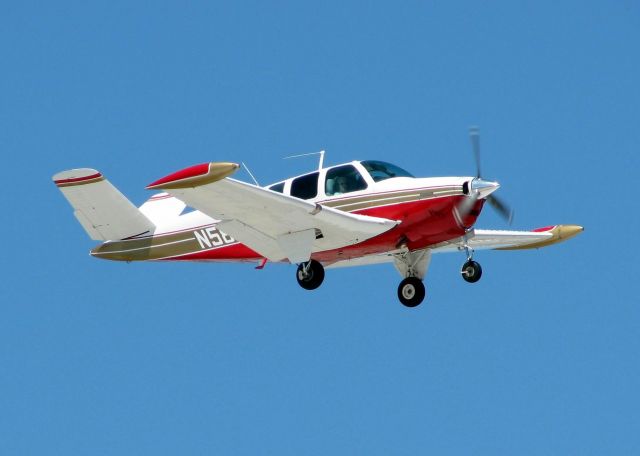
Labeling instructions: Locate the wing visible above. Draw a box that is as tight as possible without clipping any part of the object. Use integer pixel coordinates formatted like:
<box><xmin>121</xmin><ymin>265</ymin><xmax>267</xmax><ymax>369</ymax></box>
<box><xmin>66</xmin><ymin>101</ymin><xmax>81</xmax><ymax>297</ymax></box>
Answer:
<box><xmin>326</xmin><ymin>225</ymin><xmax>583</xmax><ymax>270</ymax></box>
<box><xmin>429</xmin><ymin>225</ymin><xmax>584</xmax><ymax>252</ymax></box>
<box><xmin>146</xmin><ymin>162</ymin><xmax>399</xmax><ymax>263</ymax></box>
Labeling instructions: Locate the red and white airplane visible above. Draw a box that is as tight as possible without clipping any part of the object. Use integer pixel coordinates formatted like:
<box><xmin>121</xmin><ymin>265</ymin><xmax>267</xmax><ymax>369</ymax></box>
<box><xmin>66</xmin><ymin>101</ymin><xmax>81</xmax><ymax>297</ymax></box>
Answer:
<box><xmin>53</xmin><ymin>130</ymin><xmax>582</xmax><ymax>307</ymax></box>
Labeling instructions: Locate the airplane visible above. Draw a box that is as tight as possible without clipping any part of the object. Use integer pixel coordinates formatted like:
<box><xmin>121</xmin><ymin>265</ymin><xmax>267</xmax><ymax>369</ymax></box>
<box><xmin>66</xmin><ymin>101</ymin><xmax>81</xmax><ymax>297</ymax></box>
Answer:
<box><xmin>53</xmin><ymin>129</ymin><xmax>583</xmax><ymax>307</ymax></box>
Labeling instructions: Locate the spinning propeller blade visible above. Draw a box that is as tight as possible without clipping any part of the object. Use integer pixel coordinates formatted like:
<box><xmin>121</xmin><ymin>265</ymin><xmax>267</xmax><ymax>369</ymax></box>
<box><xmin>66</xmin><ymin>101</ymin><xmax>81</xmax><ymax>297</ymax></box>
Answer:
<box><xmin>469</xmin><ymin>126</ymin><xmax>481</xmax><ymax>178</ymax></box>
<box><xmin>454</xmin><ymin>191</ymin><xmax>480</xmax><ymax>225</ymax></box>
<box><xmin>455</xmin><ymin>127</ymin><xmax>514</xmax><ymax>225</ymax></box>
<box><xmin>487</xmin><ymin>194</ymin><xmax>514</xmax><ymax>225</ymax></box>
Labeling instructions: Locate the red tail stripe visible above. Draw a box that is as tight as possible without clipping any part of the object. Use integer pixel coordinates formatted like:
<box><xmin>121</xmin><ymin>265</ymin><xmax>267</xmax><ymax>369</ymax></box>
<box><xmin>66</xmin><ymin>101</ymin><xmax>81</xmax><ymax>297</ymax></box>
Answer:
<box><xmin>55</xmin><ymin>172</ymin><xmax>103</xmax><ymax>185</ymax></box>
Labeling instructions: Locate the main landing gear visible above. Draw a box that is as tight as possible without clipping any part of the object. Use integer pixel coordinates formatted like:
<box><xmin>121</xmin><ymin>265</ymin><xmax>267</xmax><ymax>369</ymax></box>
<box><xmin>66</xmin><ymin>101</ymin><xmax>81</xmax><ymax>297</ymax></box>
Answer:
<box><xmin>393</xmin><ymin>249</ymin><xmax>431</xmax><ymax>308</ymax></box>
<box><xmin>397</xmin><ymin>277</ymin><xmax>425</xmax><ymax>307</ymax></box>
<box><xmin>293</xmin><ymin>246</ymin><xmax>483</xmax><ymax>307</ymax></box>
<box><xmin>296</xmin><ymin>259</ymin><xmax>325</xmax><ymax>290</ymax></box>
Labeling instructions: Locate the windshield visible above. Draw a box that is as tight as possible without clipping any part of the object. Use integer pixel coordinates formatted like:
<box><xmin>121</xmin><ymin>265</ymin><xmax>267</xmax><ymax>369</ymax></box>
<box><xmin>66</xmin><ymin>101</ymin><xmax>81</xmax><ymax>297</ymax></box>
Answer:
<box><xmin>361</xmin><ymin>160</ymin><xmax>414</xmax><ymax>182</ymax></box>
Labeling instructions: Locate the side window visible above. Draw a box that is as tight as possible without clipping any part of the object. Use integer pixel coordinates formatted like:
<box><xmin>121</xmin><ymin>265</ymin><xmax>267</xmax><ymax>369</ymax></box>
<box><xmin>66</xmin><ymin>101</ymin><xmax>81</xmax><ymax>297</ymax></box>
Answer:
<box><xmin>268</xmin><ymin>182</ymin><xmax>284</xmax><ymax>193</ymax></box>
<box><xmin>325</xmin><ymin>165</ymin><xmax>368</xmax><ymax>196</ymax></box>
<box><xmin>290</xmin><ymin>172</ymin><xmax>319</xmax><ymax>200</ymax></box>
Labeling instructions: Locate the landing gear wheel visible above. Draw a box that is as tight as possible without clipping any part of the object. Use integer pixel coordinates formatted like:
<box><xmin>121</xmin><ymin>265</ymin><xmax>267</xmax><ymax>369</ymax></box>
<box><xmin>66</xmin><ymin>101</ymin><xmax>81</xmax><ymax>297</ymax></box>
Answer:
<box><xmin>397</xmin><ymin>277</ymin><xmax>426</xmax><ymax>307</ymax></box>
<box><xmin>296</xmin><ymin>260</ymin><xmax>325</xmax><ymax>290</ymax></box>
<box><xmin>461</xmin><ymin>260</ymin><xmax>482</xmax><ymax>283</ymax></box>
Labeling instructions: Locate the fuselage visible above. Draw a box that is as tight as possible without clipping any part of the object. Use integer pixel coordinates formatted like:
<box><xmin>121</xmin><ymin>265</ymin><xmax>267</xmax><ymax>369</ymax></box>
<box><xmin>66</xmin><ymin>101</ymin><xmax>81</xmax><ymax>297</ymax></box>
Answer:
<box><xmin>91</xmin><ymin>160</ymin><xmax>484</xmax><ymax>265</ymax></box>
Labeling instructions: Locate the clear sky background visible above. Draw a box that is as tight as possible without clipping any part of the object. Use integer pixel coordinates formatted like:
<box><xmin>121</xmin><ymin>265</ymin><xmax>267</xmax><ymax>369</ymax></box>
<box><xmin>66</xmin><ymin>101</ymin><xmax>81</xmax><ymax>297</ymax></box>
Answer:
<box><xmin>1</xmin><ymin>1</ymin><xmax>638</xmax><ymax>454</ymax></box>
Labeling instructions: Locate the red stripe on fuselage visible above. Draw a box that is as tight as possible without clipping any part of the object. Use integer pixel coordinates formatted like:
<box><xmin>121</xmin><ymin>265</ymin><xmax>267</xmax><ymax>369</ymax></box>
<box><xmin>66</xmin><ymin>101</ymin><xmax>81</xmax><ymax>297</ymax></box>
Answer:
<box><xmin>159</xmin><ymin>242</ymin><xmax>262</xmax><ymax>262</ymax></box>
<box><xmin>156</xmin><ymin>194</ymin><xmax>483</xmax><ymax>264</ymax></box>
<box><xmin>313</xmin><ymin>196</ymin><xmax>481</xmax><ymax>264</ymax></box>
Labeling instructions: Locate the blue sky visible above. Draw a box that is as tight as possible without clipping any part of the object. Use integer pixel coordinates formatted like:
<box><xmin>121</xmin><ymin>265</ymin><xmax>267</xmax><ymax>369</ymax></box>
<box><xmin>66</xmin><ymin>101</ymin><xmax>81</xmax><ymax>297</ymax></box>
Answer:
<box><xmin>1</xmin><ymin>1</ymin><xmax>638</xmax><ymax>454</ymax></box>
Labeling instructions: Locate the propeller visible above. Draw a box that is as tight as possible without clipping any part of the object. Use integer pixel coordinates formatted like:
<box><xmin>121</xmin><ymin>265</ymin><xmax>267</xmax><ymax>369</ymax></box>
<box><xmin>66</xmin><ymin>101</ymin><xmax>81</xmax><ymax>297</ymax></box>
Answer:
<box><xmin>469</xmin><ymin>126</ymin><xmax>482</xmax><ymax>178</ymax></box>
<box><xmin>456</xmin><ymin>127</ymin><xmax>514</xmax><ymax>226</ymax></box>
<box><xmin>486</xmin><ymin>191</ymin><xmax>514</xmax><ymax>225</ymax></box>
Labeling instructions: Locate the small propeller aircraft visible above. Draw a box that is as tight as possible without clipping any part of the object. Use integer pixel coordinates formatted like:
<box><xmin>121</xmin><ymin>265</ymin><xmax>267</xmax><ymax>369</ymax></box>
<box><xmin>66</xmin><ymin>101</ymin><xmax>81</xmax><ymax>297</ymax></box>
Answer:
<box><xmin>53</xmin><ymin>129</ymin><xmax>582</xmax><ymax>307</ymax></box>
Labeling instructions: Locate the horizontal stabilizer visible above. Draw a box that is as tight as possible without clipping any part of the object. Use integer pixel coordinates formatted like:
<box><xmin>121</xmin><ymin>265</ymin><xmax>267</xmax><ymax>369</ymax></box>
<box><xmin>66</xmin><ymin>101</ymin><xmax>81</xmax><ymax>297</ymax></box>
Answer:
<box><xmin>53</xmin><ymin>168</ymin><xmax>155</xmax><ymax>241</ymax></box>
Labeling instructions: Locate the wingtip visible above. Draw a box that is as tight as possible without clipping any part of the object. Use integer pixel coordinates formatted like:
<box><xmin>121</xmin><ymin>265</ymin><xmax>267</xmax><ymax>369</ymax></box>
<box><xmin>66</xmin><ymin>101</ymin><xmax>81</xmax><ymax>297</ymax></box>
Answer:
<box><xmin>53</xmin><ymin>168</ymin><xmax>103</xmax><ymax>187</ymax></box>
<box><xmin>498</xmin><ymin>224</ymin><xmax>584</xmax><ymax>250</ymax></box>
<box><xmin>558</xmin><ymin>224</ymin><xmax>584</xmax><ymax>239</ymax></box>
<box><xmin>146</xmin><ymin>162</ymin><xmax>240</xmax><ymax>190</ymax></box>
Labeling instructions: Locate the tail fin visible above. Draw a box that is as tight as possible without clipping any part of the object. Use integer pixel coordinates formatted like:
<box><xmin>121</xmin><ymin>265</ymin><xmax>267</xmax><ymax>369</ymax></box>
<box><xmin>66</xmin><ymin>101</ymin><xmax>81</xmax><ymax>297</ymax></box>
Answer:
<box><xmin>139</xmin><ymin>192</ymin><xmax>187</xmax><ymax>225</ymax></box>
<box><xmin>53</xmin><ymin>168</ymin><xmax>155</xmax><ymax>241</ymax></box>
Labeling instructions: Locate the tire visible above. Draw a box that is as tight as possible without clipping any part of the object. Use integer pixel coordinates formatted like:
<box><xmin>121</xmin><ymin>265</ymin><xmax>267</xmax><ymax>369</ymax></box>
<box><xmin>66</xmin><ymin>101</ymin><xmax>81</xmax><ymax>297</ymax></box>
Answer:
<box><xmin>461</xmin><ymin>260</ymin><xmax>482</xmax><ymax>283</ymax></box>
<box><xmin>296</xmin><ymin>260</ymin><xmax>325</xmax><ymax>290</ymax></box>
<box><xmin>397</xmin><ymin>277</ymin><xmax>426</xmax><ymax>307</ymax></box>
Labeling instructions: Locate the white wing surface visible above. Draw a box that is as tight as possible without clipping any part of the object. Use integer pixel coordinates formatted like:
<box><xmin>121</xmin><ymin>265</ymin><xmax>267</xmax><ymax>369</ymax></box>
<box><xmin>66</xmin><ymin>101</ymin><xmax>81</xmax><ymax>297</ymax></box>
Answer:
<box><xmin>146</xmin><ymin>162</ymin><xmax>399</xmax><ymax>263</ymax></box>
<box><xmin>326</xmin><ymin>225</ymin><xmax>583</xmax><ymax>269</ymax></box>
<box><xmin>429</xmin><ymin>225</ymin><xmax>583</xmax><ymax>252</ymax></box>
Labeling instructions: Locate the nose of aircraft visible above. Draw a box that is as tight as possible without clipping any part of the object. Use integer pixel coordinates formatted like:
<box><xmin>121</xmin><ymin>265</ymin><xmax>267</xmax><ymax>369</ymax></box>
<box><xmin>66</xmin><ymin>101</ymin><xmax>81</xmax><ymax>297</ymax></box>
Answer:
<box><xmin>471</xmin><ymin>178</ymin><xmax>500</xmax><ymax>199</ymax></box>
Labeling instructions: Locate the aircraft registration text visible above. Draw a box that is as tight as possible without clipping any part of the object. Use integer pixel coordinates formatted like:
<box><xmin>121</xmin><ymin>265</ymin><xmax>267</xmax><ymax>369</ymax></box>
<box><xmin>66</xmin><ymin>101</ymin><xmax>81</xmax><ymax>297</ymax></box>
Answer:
<box><xmin>194</xmin><ymin>227</ymin><xmax>235</xmax><ymax>249</ymax></box>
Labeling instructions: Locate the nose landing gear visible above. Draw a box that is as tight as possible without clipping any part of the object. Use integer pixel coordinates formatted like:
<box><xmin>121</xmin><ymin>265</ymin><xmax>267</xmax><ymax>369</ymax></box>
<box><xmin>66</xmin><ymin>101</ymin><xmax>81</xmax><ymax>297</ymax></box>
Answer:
<box><xmin>459</xmin><ymin>240</ymin><xmax>482</xmax><ymax>283</ymax></box>
<box><xmin>461</xmin><ymin>260</ymin><xmax>482</xmax><ymax>283</ymax></box>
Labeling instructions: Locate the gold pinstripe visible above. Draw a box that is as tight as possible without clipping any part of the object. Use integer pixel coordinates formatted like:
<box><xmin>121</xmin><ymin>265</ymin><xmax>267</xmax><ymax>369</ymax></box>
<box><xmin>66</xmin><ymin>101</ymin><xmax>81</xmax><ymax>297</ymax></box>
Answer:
<box><xmin>321</xmin><ymin>186</ymin><xmax>462</xmax><ymax>211</ymax></box>
<box><xmin>92</xmin><ymin>185</ymin><xmax>464</xmax><ymax>261</ymax></box>
<box><xmin>92</xmin><ymin>228</ymin><xmax>213</xmax><ymax>261</ymax></box>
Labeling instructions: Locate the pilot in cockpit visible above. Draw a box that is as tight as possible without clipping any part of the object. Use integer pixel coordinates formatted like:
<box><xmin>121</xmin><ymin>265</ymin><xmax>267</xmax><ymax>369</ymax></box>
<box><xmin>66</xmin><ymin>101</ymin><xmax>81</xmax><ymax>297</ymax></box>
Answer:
<box><xmin>334</xmin><ymin>176</ymin><xmax>349</xmax><ymax>195</ymax></box>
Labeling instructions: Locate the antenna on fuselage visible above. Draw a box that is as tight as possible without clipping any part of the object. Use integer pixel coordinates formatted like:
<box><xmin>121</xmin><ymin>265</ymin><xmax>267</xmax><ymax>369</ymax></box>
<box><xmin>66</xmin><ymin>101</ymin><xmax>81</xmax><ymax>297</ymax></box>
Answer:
<box><xmin>283</xmin><ymin>150</ymin><xmax>326</xmax><ymax>171</ymax></box>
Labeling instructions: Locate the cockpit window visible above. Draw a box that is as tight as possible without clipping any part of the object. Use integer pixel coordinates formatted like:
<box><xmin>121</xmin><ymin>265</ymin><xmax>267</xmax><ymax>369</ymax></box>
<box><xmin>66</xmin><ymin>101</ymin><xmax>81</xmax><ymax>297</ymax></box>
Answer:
<box><xmin>290</xmin><ymin>172</ymin><xmax>319</xmax><ymax>200</ymax></box>
<box><xmin>325</xmin><ymin>165</ymin><xmax>368</xmax><ymax>196</ymax></box>
<box><xmin>268</xmin><ymin>182</ymin><xmax>284</xmax><ymax>193</ymax></box>
<box><xmin>361</xmin><ymin>160</ymin><xmax>414</xmax><ymax>182</ymax></box>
